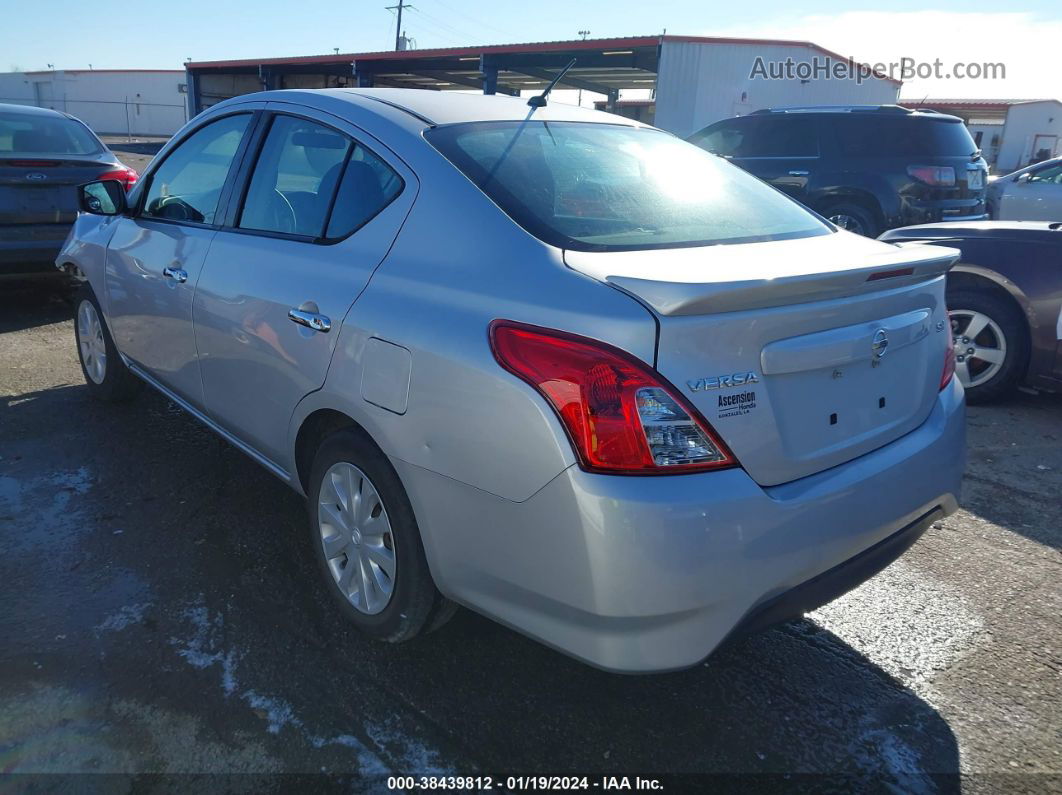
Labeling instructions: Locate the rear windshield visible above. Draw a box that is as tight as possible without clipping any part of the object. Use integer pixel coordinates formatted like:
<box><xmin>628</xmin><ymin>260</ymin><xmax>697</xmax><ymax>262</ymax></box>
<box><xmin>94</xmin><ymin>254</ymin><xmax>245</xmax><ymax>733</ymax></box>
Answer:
<box><xmin>0</xmin><ymin>111</ymin><xmax>103</xmax><ymax>155</ymax></box>
<box><xmin>426</xmin><ymin>121</ymin><xmax>830</xmax><ymax>252</ymax></box>
<box><xmin>833</xmin><ymin>116</ymin><xmax>978</xmax><ymax>157</ymax></box>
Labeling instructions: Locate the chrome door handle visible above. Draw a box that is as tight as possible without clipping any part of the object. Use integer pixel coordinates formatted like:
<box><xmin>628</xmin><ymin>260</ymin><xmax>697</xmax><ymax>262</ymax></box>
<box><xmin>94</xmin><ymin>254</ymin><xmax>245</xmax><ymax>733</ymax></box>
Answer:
<box><xmin>788</xmin><ymin>170</ymin><xmax>810</xmax><ymax>177</ymax></box>
<box><xmin>288</xmin><ymin>308</ymin><xmax>331</xmax><ymax>332</ymax></box>
<box><xmin>162</xmin><ymin>266</ymin><xmax>188</xmax><ymax>283</ymax></box>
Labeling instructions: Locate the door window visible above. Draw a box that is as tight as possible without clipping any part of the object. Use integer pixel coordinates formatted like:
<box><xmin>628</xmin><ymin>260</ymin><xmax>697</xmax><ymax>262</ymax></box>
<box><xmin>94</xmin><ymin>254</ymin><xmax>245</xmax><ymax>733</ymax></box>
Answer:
<box><xmin>239</xmin><ymin>116</ymin><xmax>351</xmax><ymax>237</ymax></box>
<box><xmin>142</xmin><ymin>114</ymin><xmax>250</xmax><ymax>224</ymax></box>
<box><xmin>325</xmin><ymin>146</ymin><xmax>404</xmax><ymax>238</ymax></box>
<box><xmin>744</xmin><ymin>118</ymin><xmax>818</xmax><ymax>157</ymax></box>
<box><xmin>1028</xmin><ymin>163</ymin><xmax>1062</xmax><ymax>184</ymax></box>
<box><xmin>690</xmin><ymin>118</ymin><xmax>817</xmax><ymax>158</ymax></box>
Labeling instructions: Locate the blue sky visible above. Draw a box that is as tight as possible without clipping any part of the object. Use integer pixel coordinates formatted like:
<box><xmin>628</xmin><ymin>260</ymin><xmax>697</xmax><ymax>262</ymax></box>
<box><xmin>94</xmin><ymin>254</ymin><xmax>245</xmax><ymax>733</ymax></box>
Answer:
<box><xmin>2</xmin><ymin>0</ymin><xmax>1059</xmax><ymax>99</ymax></box>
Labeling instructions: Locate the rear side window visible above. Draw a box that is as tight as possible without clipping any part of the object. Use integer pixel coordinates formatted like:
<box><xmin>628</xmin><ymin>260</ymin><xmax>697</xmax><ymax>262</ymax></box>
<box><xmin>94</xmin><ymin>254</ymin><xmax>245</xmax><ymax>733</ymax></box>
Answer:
<box><xmin>0</xmin><ymin>111</ymin><xmax>103</xmax><ymax>155</ymax></box>
<box><xmin>690</xmin><ymin>117</ymin><xmax>818</xmax><ymax>158</ymax></box>
<box><xmin>143</xmin><ymin>114</ymin><xmax>250</xmax><ymax>224</ymax></box>
<box><xmin>834</xmin><ymin>116</ymin><xmax>979</xmax><ymax>157</ymax></box>
<box><xmin>239</xmin><ymin>115</ymin><xmax>403</xmax><ymax>239</ymax></box>
<box><xmin>325</xmin><ymin>147</ymin><xmax>403</xmax><ymax>238</ymax></box>
<box><xmin>428</xmin><ymin>121</ymin><xmax>829</xmax><ymax>252</ymax></box>
<box><xmin>240</xmin><ymin>116</ymin><xmax>351</xmax><ymax>237</ymax></box>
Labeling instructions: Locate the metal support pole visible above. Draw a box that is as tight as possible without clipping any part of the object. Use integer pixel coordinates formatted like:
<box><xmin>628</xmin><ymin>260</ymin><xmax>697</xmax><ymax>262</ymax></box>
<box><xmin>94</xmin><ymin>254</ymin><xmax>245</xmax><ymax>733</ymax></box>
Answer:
<box><xmin>186</xmin><ymin>70</ymin><xmax>201</xmax><ymax>119</ymax></box>
<box><xmin>480</xmin><ymin>56</ymin><xmax>498</xmax><ymax>96</ymax></box>
<box><xmin>353</xmin><ymin>61</ymin><xmax>375</xmax><ymax>87</ymax></box>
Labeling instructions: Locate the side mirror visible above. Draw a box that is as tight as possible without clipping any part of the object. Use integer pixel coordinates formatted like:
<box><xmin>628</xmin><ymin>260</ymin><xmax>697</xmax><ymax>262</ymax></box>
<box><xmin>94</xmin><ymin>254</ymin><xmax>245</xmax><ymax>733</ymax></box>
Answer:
<box><xmin>1016</xmin><ymin>172</ymin><xmax>1032</xmax><ymax>185</ymax></box>
<box><xmin>79</xmin><ymin>180</ymin><xmax>127</xmax><ymax>216</ymax></box>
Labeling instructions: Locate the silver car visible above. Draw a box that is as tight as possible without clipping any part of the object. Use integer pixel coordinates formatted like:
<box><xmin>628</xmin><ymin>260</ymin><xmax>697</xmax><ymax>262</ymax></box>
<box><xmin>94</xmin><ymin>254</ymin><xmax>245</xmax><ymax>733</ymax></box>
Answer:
<box><xmin>60</xmin><ymin>89</ymin><xmax>966</xmax><ymax>673</ymax></box>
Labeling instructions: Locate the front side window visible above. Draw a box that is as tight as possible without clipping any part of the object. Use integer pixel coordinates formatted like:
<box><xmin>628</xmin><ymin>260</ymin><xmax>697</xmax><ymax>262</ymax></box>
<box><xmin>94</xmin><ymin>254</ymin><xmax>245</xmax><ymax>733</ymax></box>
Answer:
<box><xmin>428</xmin><ymin>121</ymin><xmax>830</xmax><ymax>252</ymax></box>
<box><xmin>0</xmin><ymin>112</ymin><xmax>103</xmax><ymax>155</ymax></box>
<box><xmin>1028</xmin><ymin>163</ymin><xmax>1062</xmax><ymax>184</ymax></box>
<box><xmin>143</xmin><ymin>114</ymin><xmax>250</xmax><ymax>224</ymax></box>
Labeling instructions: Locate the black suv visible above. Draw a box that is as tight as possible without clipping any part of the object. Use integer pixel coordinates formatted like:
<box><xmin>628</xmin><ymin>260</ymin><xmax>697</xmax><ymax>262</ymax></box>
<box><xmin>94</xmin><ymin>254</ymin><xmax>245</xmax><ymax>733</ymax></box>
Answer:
<box><xmin>688</xmin><ymin>105</ymin><xmax>988</xmax><ymax>237</ymax></box>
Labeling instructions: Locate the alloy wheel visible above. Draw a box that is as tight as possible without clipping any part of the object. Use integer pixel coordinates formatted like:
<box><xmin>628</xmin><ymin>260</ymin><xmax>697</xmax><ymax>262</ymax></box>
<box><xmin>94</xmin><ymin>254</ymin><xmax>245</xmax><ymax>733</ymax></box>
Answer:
<box><xmin>950</xmin><ymin>309</ymin><xmax>1007</xmax><ymax>388</ymax></box>
<box><xmin>77</xmin><ymin>300</ymin><xmax>107</xmax><ymax>385</ymax></box>
<box><xmin>317</xmin><ymin>462</ymin><xmax>396</xmax><ymax>615</ymax></box>
<box><xmin>828</xmin><ymin>213</ymin><xmax>866</xmax><ymax>235</ymax></box>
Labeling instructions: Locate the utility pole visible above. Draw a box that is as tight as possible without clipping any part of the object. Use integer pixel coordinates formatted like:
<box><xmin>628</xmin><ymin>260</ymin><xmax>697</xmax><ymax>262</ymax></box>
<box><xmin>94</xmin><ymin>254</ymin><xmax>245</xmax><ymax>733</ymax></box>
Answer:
<box><xmin>386</xmin><ymin>0</ymin><xmax>412</xmax><ymax>51</ymax></box>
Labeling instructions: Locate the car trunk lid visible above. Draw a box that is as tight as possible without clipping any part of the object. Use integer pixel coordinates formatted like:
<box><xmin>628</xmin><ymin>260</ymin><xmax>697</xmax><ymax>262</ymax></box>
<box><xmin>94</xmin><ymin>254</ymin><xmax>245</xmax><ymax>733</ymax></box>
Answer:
<box><xmin>565</xmin><ymin>232</ymin><xmax>959</xmax><ymax>486</ymax></box>
<box><xmin>0</xmin><ymin>156</ymin><xmax>115</xmax><ymax>225</ymax></box>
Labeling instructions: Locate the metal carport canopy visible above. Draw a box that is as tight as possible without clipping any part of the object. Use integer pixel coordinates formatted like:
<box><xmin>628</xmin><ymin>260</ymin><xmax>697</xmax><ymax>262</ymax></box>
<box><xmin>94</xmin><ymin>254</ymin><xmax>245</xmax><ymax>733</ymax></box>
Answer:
<box><xmin>185</xmin><ymin>36</ymin><xmax>667</xmax><ymax>110</ymax></box>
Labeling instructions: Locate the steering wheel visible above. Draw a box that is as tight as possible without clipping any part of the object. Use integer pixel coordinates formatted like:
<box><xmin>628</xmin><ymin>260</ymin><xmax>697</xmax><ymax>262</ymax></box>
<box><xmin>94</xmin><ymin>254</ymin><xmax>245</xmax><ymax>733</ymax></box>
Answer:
<box><xmin>270</xmin><ymin>189</ymin><xmax>298</xmax><ymax>234</ymax></box>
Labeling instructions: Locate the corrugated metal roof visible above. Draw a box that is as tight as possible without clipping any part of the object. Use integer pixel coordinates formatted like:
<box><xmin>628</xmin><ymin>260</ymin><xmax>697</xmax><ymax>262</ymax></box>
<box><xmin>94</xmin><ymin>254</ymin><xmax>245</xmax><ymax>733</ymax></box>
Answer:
<box><xmin>186</xmin><ymin>34</ymin><xmax>900</xmax><ymax>85</ymax></box>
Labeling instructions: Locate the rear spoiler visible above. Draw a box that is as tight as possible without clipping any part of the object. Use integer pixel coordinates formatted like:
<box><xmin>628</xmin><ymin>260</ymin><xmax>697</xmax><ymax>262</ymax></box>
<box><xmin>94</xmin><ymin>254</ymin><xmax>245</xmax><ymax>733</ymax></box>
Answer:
<box><xmin>570</xmin><ymin>242</ymin><xmax>959</xmax><ymax>317</ymax></box>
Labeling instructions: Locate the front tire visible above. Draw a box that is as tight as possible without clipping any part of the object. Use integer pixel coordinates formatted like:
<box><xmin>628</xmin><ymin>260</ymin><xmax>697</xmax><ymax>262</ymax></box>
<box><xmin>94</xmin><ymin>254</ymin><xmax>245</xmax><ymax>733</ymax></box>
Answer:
<box><xmin>947</xmin><ymin>288</ymin><xmax>1028</xmax><ymax>403</ymax></box>
<box><xmin>307</xmin><ymin>428</ymin><xmax>453</xmax><ymax>642</ymax></box>
<box><xmin>74</xmin><ymin>286</ymin><xmax>142</xmax><ymax>402</ymax></box>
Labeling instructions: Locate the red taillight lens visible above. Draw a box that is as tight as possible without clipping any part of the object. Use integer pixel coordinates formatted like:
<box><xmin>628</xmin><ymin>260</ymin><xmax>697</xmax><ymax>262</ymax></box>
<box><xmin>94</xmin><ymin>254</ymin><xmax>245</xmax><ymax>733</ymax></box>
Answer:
<box><xmin>97</xmin><ymin>166</ymin><xmax>138</xmax><ymax>190</ymax></box>
<box><xmin>489</xmin><ymin>320</ymin><xmax>738</xmax><ymax>475</ymax></box>
<box><xmin>940</xmin><ymin>343</ymin><xmax>956</xmax><ymax>390</ymax></box>
<box><xmin>907</xmin><ymin>165</ymin><xmax>956</xmax><ymax>187</ymax></box>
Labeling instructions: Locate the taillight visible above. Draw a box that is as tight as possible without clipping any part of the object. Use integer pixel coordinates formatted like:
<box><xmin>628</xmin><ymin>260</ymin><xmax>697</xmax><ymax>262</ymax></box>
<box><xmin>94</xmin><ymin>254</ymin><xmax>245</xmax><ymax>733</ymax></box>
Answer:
<box><xmin>97</xmin><ymin>166</ymin><xmax>138</xmax><ymax>190</ymax></box>
<box><xmin>940</xmin><ymin>342</ymin><xmax>956</xmax><ymax>390</ymax></box>
<box><xmin>907</xmin><ymin>165</ymin><xmax>956</xmax><ymax>187</ymax></box>
<box><xmin>489</xmin><ymin>320</ymin><xmax>737</xmax><ymax>475</ymax></box>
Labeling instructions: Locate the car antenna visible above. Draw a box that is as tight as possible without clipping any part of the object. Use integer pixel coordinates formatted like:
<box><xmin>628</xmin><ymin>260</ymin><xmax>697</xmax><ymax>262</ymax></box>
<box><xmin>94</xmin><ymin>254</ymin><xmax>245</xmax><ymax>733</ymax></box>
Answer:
<box><xmin>527</xmin><ymin>59</ymin><xmax>577</xmax><ymax>108</ymax></box>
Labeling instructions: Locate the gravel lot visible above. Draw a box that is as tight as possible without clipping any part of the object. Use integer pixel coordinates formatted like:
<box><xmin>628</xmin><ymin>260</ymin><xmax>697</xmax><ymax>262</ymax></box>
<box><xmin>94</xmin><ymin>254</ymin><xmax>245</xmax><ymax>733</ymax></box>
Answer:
<box><xmin>0</xmin><ymin>138</ymin><xmax>1058</xmax><ymax>791</ymax></box>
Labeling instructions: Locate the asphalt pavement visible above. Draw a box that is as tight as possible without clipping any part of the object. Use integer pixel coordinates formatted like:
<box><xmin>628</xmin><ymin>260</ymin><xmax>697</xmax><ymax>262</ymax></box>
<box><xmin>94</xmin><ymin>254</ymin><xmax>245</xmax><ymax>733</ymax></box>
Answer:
<box><xmin>1</xmin><ymin>284</ymin><xmax>1059</xmax><ymax>793</ymax></box>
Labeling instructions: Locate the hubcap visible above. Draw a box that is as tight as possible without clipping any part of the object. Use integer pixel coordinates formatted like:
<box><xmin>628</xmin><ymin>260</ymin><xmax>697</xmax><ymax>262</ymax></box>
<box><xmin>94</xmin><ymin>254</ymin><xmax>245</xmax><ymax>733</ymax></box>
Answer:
<box><xmin>77</xmin><ymin>300</ymin><xmax>107</xmax><ymax>385</ymax></box>
<box><xmin>828</xmin><ymin>213</ymin><xmax>866</xmax><ymax>236</ymax></box>
<box><xmin>949</xmin><ymin>309</ymin><xmax>1007</xmax><ymax>388</ymax></box>
<box><xmin>317</xmin><ymin>462</ymin><xmax>395</xmax><ymax>615</ymax></box>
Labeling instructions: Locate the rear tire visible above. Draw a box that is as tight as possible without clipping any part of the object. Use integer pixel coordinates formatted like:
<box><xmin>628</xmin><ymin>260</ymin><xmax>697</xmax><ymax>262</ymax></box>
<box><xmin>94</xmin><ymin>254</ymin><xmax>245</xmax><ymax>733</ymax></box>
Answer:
<box><xmin>306</xmin><ymin>427</ymin><xmax>454</xmax><ymax>642</ymax></box>
<box><xmin>821</xmin><ymin>201</ymin><xmax>878</xmax><ymax>237</ymax></box>
<box><xmin>74</xmin><ymin>285</ymin><xmax>142</xmax><ymax>402</ymax></box>
<box><xmin>946</xmin><ymin>287</ymin><xmax>1028</xmax><ymax>403</ymax></box>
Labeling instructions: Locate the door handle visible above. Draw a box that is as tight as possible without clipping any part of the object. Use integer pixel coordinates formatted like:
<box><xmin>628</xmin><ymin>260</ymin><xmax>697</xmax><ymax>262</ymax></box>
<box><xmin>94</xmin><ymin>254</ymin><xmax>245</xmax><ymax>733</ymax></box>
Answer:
<box><xmin>162</xmin><ymin>266</ymin><xmax>188</xmax><ymax>283</ymax></box>
<box><xmin>288</xmin><ymin>308</ymin><xmax>331</xmax><ymax>333</ymax></box>
<box><xmin>788</xmin><ymin>170</ymin><xmax>810</xmax><ymax>177</ymax></box>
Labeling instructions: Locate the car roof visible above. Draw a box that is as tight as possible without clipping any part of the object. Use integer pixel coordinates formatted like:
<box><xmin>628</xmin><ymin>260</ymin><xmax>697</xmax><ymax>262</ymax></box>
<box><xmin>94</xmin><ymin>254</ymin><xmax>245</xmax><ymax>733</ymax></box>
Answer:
<box><xmin>0</xmin><ymin>102</ymin><xmax>71</xmax><ymax>119</ymax></box>
<box><xmin>228</xmin><ymin>88</ymin><xmax>645</xmax><ymax>129</ymax></box>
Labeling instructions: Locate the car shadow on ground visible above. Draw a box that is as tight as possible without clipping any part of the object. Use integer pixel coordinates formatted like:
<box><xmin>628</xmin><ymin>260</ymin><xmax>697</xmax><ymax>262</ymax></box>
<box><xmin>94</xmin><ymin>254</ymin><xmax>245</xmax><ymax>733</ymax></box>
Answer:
<box><xmin>0</xmin><ymin>285</ymin><xmax>74</xmax><ymax>334</ymax></box>
<box><xmin>0</xmin><ymin>382</ymin><xmax>961</xmax><ymax>788</ymax></box>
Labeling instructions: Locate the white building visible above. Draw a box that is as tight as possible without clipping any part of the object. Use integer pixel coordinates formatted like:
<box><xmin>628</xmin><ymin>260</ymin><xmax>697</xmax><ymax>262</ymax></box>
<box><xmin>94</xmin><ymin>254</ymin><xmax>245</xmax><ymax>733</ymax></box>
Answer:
<box><xmin>185</xmin><ymin>35</ymin><xmax>900</xmax><ymax>137</ymax></box>
<box><xmin>0</xmin><ymin>69</ymin><xmax>188</xmax><ymax>136</ymax></box>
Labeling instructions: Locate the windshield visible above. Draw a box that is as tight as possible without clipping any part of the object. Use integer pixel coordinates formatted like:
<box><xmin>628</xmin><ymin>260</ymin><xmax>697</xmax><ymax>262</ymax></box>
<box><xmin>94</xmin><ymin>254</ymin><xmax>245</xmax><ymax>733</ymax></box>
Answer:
<box><xmin>426</xmin><ymin>121</ymin><xmax>830</xmax><ymax>252</ymax></box>
<box><xmin>0</xmin><ymin>111</ymin><xmax>103</xmax><ymax>156</ymax></box>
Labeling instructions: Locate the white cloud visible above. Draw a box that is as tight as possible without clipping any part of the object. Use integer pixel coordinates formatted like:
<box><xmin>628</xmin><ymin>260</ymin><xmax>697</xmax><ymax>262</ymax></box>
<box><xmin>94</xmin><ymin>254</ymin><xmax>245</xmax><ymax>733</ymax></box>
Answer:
<box><xmin>707</xmin><ymin>11</ymin><xmax>1062</xmax><ymax>100</ymax></box>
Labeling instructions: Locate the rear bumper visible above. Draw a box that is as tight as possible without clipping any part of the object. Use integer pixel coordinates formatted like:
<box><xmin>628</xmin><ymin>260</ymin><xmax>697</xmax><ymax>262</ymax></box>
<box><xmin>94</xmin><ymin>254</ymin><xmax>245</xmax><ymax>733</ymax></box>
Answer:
<box><xmin>0</xmin><ymin>225</ymin><xmax>69</xmax><ymax>277</ymax></box>
<box><xmin>397</xmin><ymin>380</ymin><xmax>966</xmax><ymax>673</ymax></box>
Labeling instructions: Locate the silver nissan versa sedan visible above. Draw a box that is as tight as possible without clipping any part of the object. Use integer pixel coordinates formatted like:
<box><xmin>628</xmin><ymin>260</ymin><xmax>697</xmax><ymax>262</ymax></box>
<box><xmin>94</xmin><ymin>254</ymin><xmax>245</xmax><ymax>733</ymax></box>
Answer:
<box><xmin>59</xmin><ymin>89</ymin><xmax>966</xmax><ymax>672</ymax></box>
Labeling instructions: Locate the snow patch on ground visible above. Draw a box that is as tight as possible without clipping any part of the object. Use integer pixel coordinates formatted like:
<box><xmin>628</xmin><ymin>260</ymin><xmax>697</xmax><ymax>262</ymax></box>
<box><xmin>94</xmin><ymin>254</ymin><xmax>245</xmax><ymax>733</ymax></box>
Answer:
<box><xmin>169</xmin><ymin>602</ymin><xmax>241</xmax><ymax>696</ymax></box>
<box><xmin>167</xmin><ymin>598</ymin><xmax>448</xmax><ymax>777</ymax></box>
<box><xmin>95</xmin><ymin>602</ymin><xmax>153</xmax><ymax>634</ymax></box>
